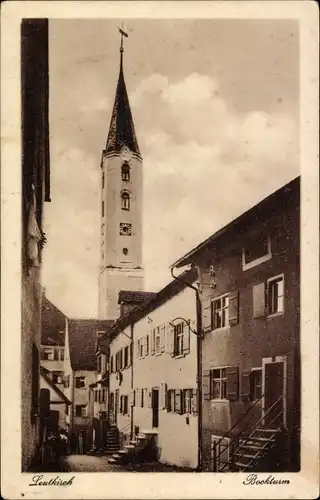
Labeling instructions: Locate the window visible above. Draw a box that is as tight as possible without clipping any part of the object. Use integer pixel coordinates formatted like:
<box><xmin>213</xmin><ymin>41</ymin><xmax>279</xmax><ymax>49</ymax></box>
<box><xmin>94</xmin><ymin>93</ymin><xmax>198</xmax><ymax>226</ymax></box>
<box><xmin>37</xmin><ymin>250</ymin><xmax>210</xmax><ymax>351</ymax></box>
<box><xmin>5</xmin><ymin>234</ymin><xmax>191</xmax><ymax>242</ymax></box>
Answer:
<box><xmin>121</xmin><ymin>191</ymin><xmax>130</xmax><ymax>211</ymax></box>
<box><xmin>210</xmin><ymin>368</ymin><xmax>227</xmax><ymax>400</ymax></box>
<box><xmin>182</xmin><ymin>389</ymin><xmax>193</xmax><ymax>414</ymax></box>
<box><xmin>124</xmin><ymin>346</ymin><xmax>129</xmax><ymax>368</ymax></box>
<box><xmin>167</xmin><ymin>390</ymin><xmax>174</xmax><ymax>412</ymax></box>
<box><xmin>140</xmin><ymin>389</ymin><xmax>144</xmax><ymax>408</ymax></box>
<box><xmin>242</xmin><ymin>232</ymin><xmax>271</xmax><ymax>270</ymax></box>
<box><xmin>174</xmin><ymin>389</ymin><xmax>183</xmax><ymax>414</ymax></box>
<box><xmin>42</xmin><ymin>348</ymin><xmax>54</xmax><ymax>361</ymax></box>
<box><xmin>123</xmin><ymin>395</ymin><xmax>128</xmax><ymax>414</ymax></box>
<box><xmin>101</xmin><ymin>201</ymin><xmax>105</xmax><ymax>217</ymax></box>
<box><xmin>110</xmin><ymin>355</ymin><xmax>114</xmax><ymax>373</ymax></box>
<box><xmin>250</xmin><ymin>369</ymin><xmax>262</xmax><ymax>400</ymax></box>
<box><xmin>52</xmin><ymin>371</ymin><xmax>63</xmax><ymax>384</ymax></box>
<box><xmin>145</xmin><ymin>335</ymin><xmax>149</xmax><ymax>356</ymax></box>
<box><xmin>267</xmin><ymin>275</ymin><xmax>284</xmax><ymax>315</ymax></box>
<box><xmin>121</xmin><ymin>163</ymin><xmax>130</xmax><ymax>181</ymax></box>
<box><xmin>97</xmin><ymin>355</ymin><xmax>102</xmax><ymax>373</ymax></box>
<box><xmin>75</xmin><ymin>405</ymin><xmax>87</xmax><ymax>417</ymax></box>
<box><xmin>174</xmin><ymin>323</ymin><xmax>184</xmax><ymax>356</ymax></box>
<box><xmin>138</xmin><ymin>339</ymin><xmax>144</xmax><ymax>358</ymax></box>
<box><xmin>75</xmin><ymin>376</ymin><xmax>86</xmax><ymax>389</ymax></box>
<box><xmin>60</xmin><ymin>348</ymin><xmax>64</xmax><ymax>361</ymax></box>
<box><xmin>102</xmin><ymin>171</ymin><xmax>105</xmax><ymax>189</ymax></box>
<box><xmin>94</xmin><ymin>390</ymin><xmax>98</xmax><ymax>402</ymax></box>
<box><xmin>64</xmin><ymin>375</ymin><xmax>70</xmax><ymax>388</ymax></box>
<box><xmin>212</xmin><ymin>295</ymin><xmax>229</xmax><ymax>329</ymax></box>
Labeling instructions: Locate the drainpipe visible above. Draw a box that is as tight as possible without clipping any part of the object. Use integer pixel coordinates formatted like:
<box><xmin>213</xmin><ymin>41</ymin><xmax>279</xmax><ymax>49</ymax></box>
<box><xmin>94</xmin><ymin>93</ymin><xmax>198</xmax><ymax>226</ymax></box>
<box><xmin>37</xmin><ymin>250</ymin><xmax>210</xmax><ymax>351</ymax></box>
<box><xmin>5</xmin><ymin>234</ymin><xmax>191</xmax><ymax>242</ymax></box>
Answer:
<box><xmin>171</xmin><ymin>267</ymin><xmax>203</xmax><ymax>472</ymax></box>
<box><xmin>130</xmin><ymin>322</ymin><xmax>134</xmax><ymax>440</ymax></box>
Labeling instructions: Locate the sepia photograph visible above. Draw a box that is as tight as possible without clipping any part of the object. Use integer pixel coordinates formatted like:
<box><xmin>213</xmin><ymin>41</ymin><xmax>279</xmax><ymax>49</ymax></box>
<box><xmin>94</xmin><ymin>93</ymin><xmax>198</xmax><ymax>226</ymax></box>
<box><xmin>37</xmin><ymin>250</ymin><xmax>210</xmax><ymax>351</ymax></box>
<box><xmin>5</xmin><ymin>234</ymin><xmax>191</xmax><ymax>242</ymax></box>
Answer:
<box><xmin>1</xmin><ymin>1</ymin><xmax>319</xmax><ymax>498</ymax></box>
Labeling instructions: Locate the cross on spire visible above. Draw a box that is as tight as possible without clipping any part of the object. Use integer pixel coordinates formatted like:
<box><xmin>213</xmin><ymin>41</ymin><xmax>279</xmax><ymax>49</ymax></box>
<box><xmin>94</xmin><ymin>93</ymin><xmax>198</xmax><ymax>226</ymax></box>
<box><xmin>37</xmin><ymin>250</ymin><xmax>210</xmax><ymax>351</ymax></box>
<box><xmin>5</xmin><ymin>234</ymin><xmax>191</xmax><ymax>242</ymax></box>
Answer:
<box><xmin>118</xmin><ymin>24</ymin><xmax>128</xmax><ymax>54</ymax></box>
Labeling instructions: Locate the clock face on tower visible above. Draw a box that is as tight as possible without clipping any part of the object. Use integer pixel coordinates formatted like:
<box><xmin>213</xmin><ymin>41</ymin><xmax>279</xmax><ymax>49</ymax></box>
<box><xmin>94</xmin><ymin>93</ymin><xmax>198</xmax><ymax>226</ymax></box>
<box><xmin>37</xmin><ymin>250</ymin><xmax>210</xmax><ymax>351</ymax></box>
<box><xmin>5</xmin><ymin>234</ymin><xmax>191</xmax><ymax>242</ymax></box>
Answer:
<box><xmin>120</xmin><ymin>222</ymin><xmax>132</xmax><ymax>236</ymax></box>
<box><xmin>121</xmin><ymin>146</ymin><xmax>132</xmax><ymax>162</ymax></box>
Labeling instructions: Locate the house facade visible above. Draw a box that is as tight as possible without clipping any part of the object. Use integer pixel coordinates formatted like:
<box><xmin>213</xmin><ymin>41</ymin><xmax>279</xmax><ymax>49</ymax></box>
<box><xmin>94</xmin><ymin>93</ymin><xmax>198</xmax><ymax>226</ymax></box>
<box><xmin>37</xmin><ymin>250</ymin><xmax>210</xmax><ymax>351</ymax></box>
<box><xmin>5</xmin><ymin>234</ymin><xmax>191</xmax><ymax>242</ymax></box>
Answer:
<box><xmin>21</xmin><ymin>19</ymin><xmax>51</xmax><ymax>471</ymax></box>
<box><xmin>100</xmin><ymin>271</ymin><xmax>198</xmax><ymax>469</ymax></box>
<box><xmin>172</xmin><ymin>177</ymin><xmax>300</xmax><ymax>472</ymax></box>
<box><xmin>41</xmin><ymin>296</ymin><xmax>66</xmax><ymax>387</ymax></box>
<box><xmin>40</xmin><ymin>366</ymin><xmax>71</xmax><ymax>432</ymax></box>
<box><xmin>63</xmin><ymin>319</ymin><xmax>107</xmax><ymax>453</ymax></box>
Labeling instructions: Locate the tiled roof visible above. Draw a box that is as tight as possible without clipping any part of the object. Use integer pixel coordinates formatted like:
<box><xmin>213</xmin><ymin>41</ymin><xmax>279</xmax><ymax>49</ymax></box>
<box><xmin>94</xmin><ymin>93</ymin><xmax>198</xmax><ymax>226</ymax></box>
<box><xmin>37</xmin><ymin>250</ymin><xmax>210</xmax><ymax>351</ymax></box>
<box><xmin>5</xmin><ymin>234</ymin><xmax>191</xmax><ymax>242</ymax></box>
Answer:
<box><xmin>105</xmin><ymin>52</ymin><xmax>141</xmax><ymax>157</ymax></box>
<box><xmin>41</xmin><ymin>296</ymin><xmax>66</xmax><ymax>346</ymax></box>
<box><xmin>40</xmin><ymin>366</ymin><xmax>71</xmax><ymax>405</ymax></box>
<box><xmin>118</xmin><ymin>290</ymin><xmax>156</xmax><ymax>304</ymax></box>
<box><xmin>68</xmin><ymin>319</ymin><xmax>113</xmax><ymax>371</ymax></box>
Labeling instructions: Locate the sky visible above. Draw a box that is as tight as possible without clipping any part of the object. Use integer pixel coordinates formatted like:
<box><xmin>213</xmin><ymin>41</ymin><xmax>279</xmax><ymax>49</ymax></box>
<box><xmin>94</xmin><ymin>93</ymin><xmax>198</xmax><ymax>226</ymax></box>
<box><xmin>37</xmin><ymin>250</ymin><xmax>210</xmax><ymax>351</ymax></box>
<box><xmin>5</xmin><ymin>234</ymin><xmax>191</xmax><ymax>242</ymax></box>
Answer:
<box><xmin>43</xmin><ymin>18</ymin><xmax>299</xmax><ymax>319</ymax></box>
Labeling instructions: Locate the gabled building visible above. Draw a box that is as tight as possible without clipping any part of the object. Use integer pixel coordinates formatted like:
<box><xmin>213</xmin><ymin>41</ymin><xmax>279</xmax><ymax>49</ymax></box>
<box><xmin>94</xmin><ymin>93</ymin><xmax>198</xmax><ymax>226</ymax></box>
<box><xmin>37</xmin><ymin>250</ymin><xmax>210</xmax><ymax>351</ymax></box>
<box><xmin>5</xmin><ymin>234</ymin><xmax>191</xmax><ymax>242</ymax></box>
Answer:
<box><xmin>172</xmin><ymin>176</ymin><xmax>300</xmax><ymax>472</ymax></box>
<box><xmin>40</xmin><ymin>366</ymin><xmax>71</xmax><ymax>432</ymax></box>
<box><xmin>40</xmin><ymin>296</ymin><xmax>66</xmax><ymax>387</ymax></box>
<box><xmin>99</xmin><ymin>269</ymin><xmax>199</xmax><ymax>469</ymax></box>
<box><xmin>63</xmin><ymin>319</ymin><xmax>109</xmax><ymax>453</ymax></box>
<box><xmin>21</xmin><ymin>19</ymin><xmax>51</xmax><ymax>471</ymax></box>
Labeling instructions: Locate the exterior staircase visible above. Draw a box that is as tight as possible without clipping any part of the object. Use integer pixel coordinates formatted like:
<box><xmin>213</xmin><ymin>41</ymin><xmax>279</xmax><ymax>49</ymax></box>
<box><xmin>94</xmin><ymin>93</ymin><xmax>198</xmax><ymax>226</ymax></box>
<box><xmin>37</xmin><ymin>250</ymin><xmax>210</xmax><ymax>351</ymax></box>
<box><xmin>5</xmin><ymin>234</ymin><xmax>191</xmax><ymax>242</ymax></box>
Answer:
<box><xmin>105</xmin><ymin>425</ymin><xmax>120</xmax><ymax>455</ymax></box>
<box><xmin>212</xmin><ymin>394</ymin><xmax>285</xmax><ymax>472</ymax></box>
<box><xmin>108</xmin><ymin>430</ymin><xmax>158</xmax><ymax>466</ymax></box>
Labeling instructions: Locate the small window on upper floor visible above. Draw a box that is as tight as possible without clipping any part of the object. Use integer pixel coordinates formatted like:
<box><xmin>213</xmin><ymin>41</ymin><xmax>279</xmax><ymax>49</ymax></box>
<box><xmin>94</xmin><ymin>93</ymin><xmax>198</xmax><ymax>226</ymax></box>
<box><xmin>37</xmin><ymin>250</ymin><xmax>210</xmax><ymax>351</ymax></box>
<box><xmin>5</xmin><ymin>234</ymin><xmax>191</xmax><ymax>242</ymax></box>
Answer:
<box><xmin>121</xmin><ymin>191</ymin><xmax>130</xmax><ymax>211</ymax></box>
<box><xmin>242</xmin><ymin>232</ymin><xmax>271</xmax><ymax>270</ymax></box>
<box><xmin>75</xmin><ymin>376</ymin><xmax>86</xmax><ymax>389</ymax></box>
<box><xmin>267</xmin><ymin>275</ymin><xmax>284</xmax><ymax>316</ymax></box>
<box><xmin>102</xmin><ymin>171</ymin><xmax>105</xmax><ymax>189</ymax></box>
<box><xmin>121</xmin><ymin>163</ymin><xmax>130</xmax><ymax>181</ymax></box>
<box><xmin>212</xmin><ymin>294</ymin><xmax>229</xmax><ymax>330</ymax></box>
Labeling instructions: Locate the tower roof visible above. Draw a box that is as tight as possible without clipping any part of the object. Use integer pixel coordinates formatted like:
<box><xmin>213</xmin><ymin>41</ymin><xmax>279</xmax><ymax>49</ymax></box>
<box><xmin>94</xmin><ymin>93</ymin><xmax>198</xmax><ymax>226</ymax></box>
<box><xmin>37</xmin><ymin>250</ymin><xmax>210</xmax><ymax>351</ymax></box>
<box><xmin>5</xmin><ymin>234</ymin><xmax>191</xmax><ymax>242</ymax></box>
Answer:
<box><xmin>105</xmin><ymin>47</ymin><xmax>141</xmax><ymax>157</ymax></box>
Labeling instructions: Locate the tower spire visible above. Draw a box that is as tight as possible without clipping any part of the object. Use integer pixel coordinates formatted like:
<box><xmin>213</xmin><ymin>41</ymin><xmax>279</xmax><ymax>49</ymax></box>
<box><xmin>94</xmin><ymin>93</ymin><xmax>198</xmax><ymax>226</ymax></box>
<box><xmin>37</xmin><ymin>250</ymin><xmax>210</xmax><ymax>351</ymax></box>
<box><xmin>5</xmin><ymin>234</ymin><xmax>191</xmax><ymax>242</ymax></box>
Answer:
<box><xmin>104</xmin><ymin>26</ymin><xmax>141</xmax><ymax>157</ymax></box>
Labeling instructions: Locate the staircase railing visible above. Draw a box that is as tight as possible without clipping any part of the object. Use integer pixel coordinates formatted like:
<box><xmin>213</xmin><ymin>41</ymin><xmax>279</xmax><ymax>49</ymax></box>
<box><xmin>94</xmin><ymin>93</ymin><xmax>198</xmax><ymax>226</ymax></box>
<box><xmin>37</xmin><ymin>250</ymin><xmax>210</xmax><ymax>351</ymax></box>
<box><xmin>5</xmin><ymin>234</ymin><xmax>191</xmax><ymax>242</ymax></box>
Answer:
<box><xmin>212</xmin><ymin>395</ymin><xmax>284</xmax><ymax>472</ymax></box>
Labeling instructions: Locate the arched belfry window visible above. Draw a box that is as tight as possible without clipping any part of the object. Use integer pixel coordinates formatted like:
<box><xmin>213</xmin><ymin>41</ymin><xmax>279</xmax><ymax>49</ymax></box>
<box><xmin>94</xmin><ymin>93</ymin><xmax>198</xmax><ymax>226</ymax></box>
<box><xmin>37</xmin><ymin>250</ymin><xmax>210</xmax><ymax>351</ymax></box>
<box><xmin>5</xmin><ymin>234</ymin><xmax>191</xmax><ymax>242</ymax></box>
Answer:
<box><xmin>121</xmin><ymin>163</ymin><xmax>130</xmax><ymax>182</ymax></box>
<box><xmin>121</xmin><ymin>191</ymin><xmax>130</xmax><ymax>211</ymax></box>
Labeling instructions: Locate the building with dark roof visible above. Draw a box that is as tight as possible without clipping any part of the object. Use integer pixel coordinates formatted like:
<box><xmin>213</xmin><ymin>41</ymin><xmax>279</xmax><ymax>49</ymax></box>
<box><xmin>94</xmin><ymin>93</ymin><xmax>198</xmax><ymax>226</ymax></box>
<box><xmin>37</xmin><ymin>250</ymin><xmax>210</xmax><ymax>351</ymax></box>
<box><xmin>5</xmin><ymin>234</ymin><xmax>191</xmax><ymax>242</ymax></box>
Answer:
<box><xmin>63</xmin><ymin>318</ymin><xmax>112</xmax><ymax>451</ymax></box>
<box><xmin>172</xmin><ymin>176</ymin><xmax>300</xmax><ymax>473</ymax></box>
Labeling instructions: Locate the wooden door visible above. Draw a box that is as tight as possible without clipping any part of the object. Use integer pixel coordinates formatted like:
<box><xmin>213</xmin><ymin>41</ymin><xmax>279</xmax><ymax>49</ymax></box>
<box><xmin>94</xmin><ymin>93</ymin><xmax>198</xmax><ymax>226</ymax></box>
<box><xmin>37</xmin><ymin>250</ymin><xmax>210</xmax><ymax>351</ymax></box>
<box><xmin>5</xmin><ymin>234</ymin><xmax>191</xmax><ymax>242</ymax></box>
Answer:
<box><xmin>263</xmin><ymin>361</ymin><xmax>285</xmax><ymax>428</ymax></box>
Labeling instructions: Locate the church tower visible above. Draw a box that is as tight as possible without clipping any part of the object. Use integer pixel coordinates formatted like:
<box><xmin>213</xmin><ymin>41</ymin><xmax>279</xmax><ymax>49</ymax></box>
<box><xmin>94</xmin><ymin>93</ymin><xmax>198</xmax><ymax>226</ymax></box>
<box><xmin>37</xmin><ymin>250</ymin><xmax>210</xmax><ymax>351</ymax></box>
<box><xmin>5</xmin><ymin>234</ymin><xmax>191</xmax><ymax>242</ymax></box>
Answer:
<box><xmin>99</xmin><ymin>32</ymin><xmax>144</xmax><ymax>320</ymax></box>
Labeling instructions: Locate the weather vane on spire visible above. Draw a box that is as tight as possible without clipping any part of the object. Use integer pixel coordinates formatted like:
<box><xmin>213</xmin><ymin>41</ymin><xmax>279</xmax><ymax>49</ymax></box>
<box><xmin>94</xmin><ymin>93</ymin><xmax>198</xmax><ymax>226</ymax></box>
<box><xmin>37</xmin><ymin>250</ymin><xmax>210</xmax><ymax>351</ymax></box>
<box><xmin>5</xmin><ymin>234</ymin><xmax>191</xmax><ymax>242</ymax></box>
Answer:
<box><xmin>118</xmin><ymin>23</ymin><xmax>128</xmax><ymax>53</ymax></box>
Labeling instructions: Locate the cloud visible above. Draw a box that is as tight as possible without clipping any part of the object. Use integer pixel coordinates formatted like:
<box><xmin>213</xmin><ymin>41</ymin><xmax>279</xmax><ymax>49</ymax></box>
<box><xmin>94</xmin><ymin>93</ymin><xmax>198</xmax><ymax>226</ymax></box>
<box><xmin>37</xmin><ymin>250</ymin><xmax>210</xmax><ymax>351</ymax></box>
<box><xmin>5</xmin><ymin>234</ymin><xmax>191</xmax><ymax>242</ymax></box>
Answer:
<box><xmin>44</xmin><ymin>72</ymin><xmax>299</xmax><ymax>316</ymax></box>
<box><xmin>131</xmin><ymin>73</ymin><xmax>299</xmax><ymax>292</ymax></box>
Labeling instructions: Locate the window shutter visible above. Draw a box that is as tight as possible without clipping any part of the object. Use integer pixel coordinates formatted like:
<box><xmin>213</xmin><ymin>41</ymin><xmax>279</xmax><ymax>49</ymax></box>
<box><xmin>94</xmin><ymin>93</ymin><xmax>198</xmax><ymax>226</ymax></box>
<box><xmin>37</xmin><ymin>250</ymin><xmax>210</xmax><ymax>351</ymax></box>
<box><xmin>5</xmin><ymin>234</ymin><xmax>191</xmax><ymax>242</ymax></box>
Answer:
<box><xmin>183</xmin><ymin>323</ymin><xmax>190</xmax><ymax>354</ymax></box>
<box><xmin>129</xmin><ymin>390</ymin><xmax>134</xmax><ymax>407</ymax></box>
<box><xmin>253</xmin><ymin>283</ymin><xmax>266</xmax><ymax>317</ymax></box>
<box><xmin>191</xmin><ymin>389</ymin><xmax>198</xmax><ymax>415</ymax></box>
<box><xmin>168</xmin><ymin>325</ymin><xmax>175</xmax><ymax>357</ymax></box>
<box><xmin>160</xmin><ymin>325</ymin><xmax>166</xmax><ymax>353</ymax></box>
<box><xmin>203</xmin><ymin>301</ymin><xmax>213</xmax><ymax>332</ymax></box>
<box><xmin>151</xmin><ymin>329</ymin><xmax>155</xmax><ymax>355</ymax></box>
<box><xmin>241</xmin><ymin>370</ymin><xmax>251</xmax><ymax>402</ymax></box>
<box><xmin>203</xmin><ymin>369</ymin><xmax>211</xmax><ymax>401</ymax></box>
<box><xmin>148</xmin><ymin>391</ymin><xmax>153</xmax><ymax>408</ymax></box>
<box><xmin>160</xmin><ymin>382</ymin><xmax>167</xmax><ymax>409</ymax></box>
<box><xmin>226</xmin><ymin>366</ymin><xmax>239</xmax><ymax>401</ymax></box>
<box><xmin>229</xmin><ymin>290</ymin><xmax>239</xmax><ymax>325</ymax></box>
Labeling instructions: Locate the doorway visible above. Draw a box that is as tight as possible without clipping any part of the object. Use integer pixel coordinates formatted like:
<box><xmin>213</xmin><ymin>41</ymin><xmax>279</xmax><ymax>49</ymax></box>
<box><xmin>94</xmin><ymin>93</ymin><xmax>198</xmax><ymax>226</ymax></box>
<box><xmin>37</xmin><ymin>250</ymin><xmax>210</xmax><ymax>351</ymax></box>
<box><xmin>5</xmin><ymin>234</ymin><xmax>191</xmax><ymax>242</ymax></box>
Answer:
<box><xmin>152</xmin><ymin>388</ymin><xmax>159</xmax><ymax>428</ymax></box>
<box><xmin>262</xmin><ymin>357</ymin><xmax>286</xmax><ymax>428</ymax></box>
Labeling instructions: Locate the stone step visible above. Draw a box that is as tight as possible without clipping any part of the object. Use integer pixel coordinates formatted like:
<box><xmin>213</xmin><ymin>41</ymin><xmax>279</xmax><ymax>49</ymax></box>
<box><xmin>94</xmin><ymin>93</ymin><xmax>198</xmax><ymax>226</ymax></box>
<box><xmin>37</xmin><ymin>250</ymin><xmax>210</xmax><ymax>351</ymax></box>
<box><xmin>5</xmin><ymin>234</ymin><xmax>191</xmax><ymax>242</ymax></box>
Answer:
<box><xmin>108</xmin><ymin>458</ymin><xmax>117</xmax><ymax>464</ymax></box>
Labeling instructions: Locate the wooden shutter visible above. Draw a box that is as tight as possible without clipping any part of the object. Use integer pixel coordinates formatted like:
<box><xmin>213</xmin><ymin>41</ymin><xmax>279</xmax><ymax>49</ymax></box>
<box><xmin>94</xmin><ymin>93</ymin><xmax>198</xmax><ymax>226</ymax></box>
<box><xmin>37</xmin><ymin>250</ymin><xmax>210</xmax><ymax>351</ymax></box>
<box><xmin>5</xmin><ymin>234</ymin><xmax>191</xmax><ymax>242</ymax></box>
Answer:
<box><xmin>160</xmin><ymin>382</ymin><xmax>167</xmax><ymax>409</ymax></box>
<box><xmin>160</xmin><ymin>325</ymin><xmax>166</xmax><ymax>353</ymax></box>
<box><xmin>129</xmin><ymin>390</ymin><xmax>135</xmax><ymax>407</ymax></box>
<box><xmin>151</xmin><ymin>329</ymin><xmax>155</xmax><ymax>355</ymax></box>
<box><xmin>174</xmin><ymin>389</ymin><xmax>182</xmax><ymax>414</ymax></box>
<box><xmin>145</xmin><ymin>335</ymin><xmax>149</xmax><ymax>356</ymax></box>
<box><xmin>168</xmin><ymin>325</ymin><xmax>175</xmax><ymax>357</ymax></box>
<box><xmin>191</xmin><ymin>389</ymin><xmax>198</xmax><ymax>415</ymax></box>
<box><xmin>229</xmin><ymin>290</ymin><xmax>239</xmax><ymax>325</ymax></box>
<box><xmin>241</xmin><ymin>370</ymin><xmax>251</xmax><ymax>402</ymax></box>
<box><xmin>203</xmin><ymin>301</ymin><xmax>213</xmax><ymax>332</ymax></box>
<box><xmin>253</xmin><ymin>283</ymin><xmax>266</xmax><ymax>317</ymax></box>
<box><xmin>148</xmin><ymin>391</ymin><xmax>153</xmax><ymax>408</ymax></box>
<box><xmin>226</xmin><ymin>366</ymin><xmax>239</xmax><ymax>402</ymax></box>
<box><xmin>203</xmin><ymin>369</ymin><xmax>211</xmax><ymax>401</ymax></box>
<box><xmin>183</xmin><ymin>323</ymin><xmax>190</xmax><ymax>354</ymax></box>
